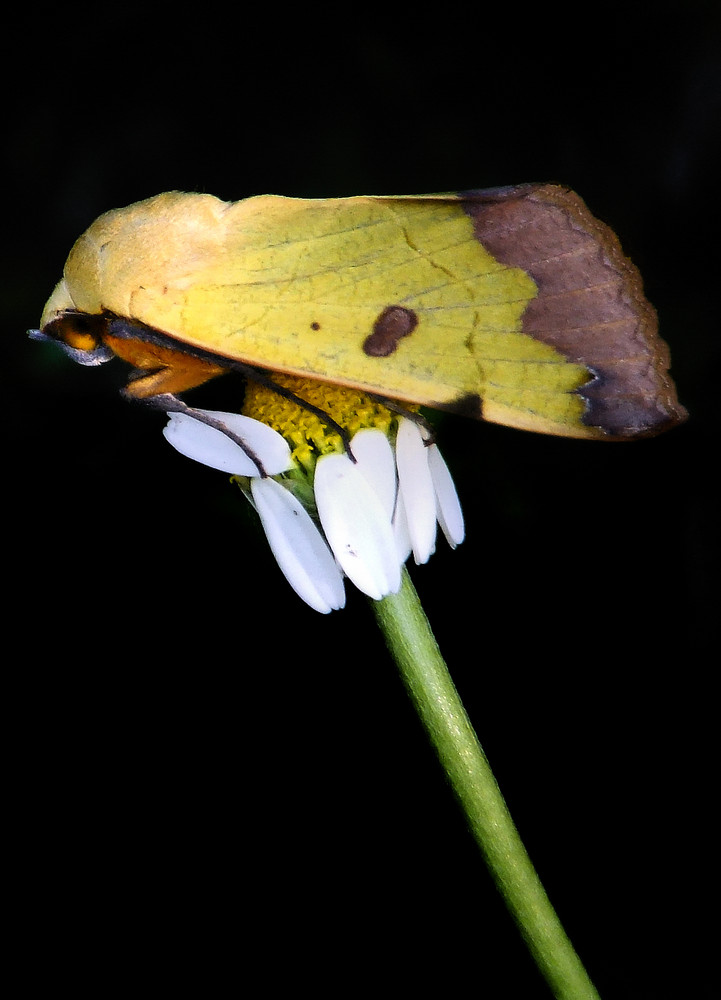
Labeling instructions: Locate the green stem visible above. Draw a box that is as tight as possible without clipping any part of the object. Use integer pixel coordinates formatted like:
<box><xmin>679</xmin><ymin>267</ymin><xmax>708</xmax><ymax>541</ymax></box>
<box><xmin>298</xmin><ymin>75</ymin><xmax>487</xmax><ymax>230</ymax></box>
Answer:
<box><xmin>370</xmin><ymin>567</ymin><xmax>601</xmax><ymax>1000</ymax></box>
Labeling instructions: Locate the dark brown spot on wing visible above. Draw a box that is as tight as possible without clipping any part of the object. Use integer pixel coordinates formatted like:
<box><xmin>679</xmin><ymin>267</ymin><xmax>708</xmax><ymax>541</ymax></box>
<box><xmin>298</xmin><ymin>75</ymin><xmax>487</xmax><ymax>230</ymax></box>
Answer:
<box><xmin>363</xmin><ymin>306</ymin><xmax>419</xmax><ymax>357</ymax></box>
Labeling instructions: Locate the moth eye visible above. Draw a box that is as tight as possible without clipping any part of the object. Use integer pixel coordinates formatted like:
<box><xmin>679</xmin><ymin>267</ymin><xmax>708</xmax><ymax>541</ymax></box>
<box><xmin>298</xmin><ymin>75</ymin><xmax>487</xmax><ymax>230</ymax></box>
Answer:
<box><xmin>45</xmin><ymin>313</ymin><xmax>103</xmax><ymax>351</ymax></box>
<box><xmin>65</xmin><ymin>328</ymin><xmax>100</xmax><ymax>352</ymax></box>
<box><xmin>38</xmin><ymin>314</ymin><xmax>113</xmax><ymax>366</ymax></box>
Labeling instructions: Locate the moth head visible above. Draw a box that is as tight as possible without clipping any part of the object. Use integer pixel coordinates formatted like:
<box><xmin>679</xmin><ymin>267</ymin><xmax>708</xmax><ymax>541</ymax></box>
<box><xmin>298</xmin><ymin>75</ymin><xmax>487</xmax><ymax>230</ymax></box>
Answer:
<box><xmin>30</xmin><ymin>280</ymin><xmax>113</xmax><ymax>366</ymax></box>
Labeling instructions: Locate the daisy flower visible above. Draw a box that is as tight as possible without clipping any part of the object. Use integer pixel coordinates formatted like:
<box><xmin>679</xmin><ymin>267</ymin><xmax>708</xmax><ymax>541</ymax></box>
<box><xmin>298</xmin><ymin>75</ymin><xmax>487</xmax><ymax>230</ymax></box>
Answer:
<box><xmin>162</xmin><ymin>375</ymin><xmax>464</xmax><ymax>612</ymax></box>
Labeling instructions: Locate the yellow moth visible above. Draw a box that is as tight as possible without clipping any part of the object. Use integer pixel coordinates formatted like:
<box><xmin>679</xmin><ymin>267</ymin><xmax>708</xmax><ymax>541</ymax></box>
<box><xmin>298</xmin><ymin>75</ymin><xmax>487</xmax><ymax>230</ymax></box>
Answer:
<box><xmin>33</xmin><ymin>184</ymin><xmax>686</xmax><ymax>440</ymax></box>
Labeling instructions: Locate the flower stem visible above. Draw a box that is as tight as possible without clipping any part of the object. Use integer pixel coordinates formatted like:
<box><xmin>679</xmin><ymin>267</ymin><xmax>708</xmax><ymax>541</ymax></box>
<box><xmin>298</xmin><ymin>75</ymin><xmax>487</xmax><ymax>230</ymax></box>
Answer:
<box><xmin>370</xmin><ymin>567</ymin><xmax>601</xmax><ymax>1000</ymax></box>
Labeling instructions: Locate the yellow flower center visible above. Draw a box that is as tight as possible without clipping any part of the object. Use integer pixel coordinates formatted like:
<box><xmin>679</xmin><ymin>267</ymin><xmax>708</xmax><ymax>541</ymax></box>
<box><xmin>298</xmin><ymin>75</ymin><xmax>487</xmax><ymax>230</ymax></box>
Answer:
<box><xmin>242</xmin><ymin>373</ymin><xmax>404</xmax><ymax>471</ymax></box>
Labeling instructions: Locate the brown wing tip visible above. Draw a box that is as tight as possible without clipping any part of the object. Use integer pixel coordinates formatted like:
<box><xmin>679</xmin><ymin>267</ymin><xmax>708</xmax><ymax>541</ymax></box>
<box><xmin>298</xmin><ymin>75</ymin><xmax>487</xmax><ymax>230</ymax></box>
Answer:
<box><xmin>580</xmin><ymin>365</ymin><xmax>688</xmax><ymax>439</ymax></box>
<box><xmin>460</xmin><ymin>183</ymin><xmax>687</xmax><ymax>439</ymax></box>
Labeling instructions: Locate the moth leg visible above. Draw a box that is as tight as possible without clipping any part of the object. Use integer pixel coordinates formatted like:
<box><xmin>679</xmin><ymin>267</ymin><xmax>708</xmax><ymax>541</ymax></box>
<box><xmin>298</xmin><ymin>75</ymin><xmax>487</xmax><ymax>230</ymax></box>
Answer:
<box><xmin>131</xmin><ymin>392</ymin><xmax>271</xmax><ymax>478</ymax></box>
<box><xmin>367</xmin><ymin>394</ymin><xmax>437</xmax><ymax>445</ymax></box>
<box><xmin>241</xmin><ymin>369</ymin><xmax>354</xmax><ymax>459</ymax></box>
<box><xmin>105</xmin><ymin>317</ymin><xmax>355</xmax><ymax>458</ymax></box>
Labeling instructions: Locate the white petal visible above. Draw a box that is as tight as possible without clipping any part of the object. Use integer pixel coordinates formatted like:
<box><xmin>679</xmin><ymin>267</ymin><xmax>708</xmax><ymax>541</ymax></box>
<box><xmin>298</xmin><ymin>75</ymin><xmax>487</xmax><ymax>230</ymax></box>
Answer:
<box><xmin>427</xmin><ymin>443</ymin><xmax>465</xmax><ymax>548</ymax></box>
<box><xmin>163</xmin><ymin>410</ymin><xmax>293</xmax><ymax>476</ymax></box>
<box><xmin>350</xmin><ymin>429</ymin><xmax>397</xmax><ymax>520</ymax></box>
<box><xmin>392</xmin><ymin>488</ymin><xmax>413</xmax><ymax>565</ymax></box>
<box><xmin>314</xmin><ymin>453</ymin><xmax>401</xmax><ymax>600</ymax></box>
<box><xmin>250</xmin><ymin>477</ymin><xmax>345</xmax><ymax>614</ymax></box>
<box><xmin>395</xmin><ymin>418</ymin><xmax>437</xmax><ymax>565</ymax></box>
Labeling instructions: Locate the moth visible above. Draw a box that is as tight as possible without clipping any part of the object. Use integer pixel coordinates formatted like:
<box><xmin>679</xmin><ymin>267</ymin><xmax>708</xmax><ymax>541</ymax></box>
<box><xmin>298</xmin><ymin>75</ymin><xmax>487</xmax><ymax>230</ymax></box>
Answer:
<box><xmin>32</xmin><ymin>184</ymin><xmax>686</xmax><ymax>440</ymax></box>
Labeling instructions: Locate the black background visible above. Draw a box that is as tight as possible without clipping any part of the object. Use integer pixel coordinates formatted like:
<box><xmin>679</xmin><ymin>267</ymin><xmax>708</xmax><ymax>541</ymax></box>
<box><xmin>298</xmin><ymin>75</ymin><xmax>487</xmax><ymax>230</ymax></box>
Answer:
<box><xmin>6</xmin><ymin>3</ymin><xmax>718</xmax><ymax>996</ymax></box>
